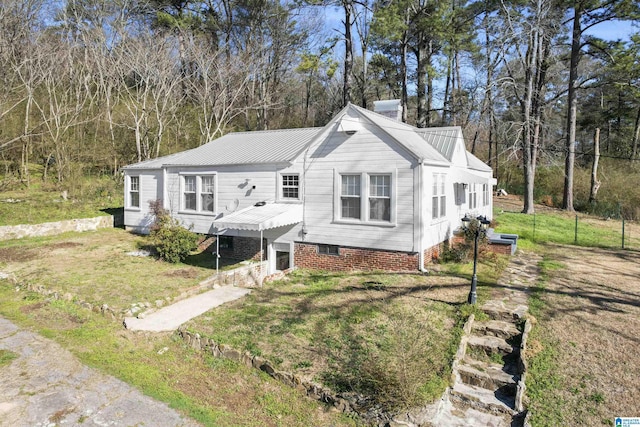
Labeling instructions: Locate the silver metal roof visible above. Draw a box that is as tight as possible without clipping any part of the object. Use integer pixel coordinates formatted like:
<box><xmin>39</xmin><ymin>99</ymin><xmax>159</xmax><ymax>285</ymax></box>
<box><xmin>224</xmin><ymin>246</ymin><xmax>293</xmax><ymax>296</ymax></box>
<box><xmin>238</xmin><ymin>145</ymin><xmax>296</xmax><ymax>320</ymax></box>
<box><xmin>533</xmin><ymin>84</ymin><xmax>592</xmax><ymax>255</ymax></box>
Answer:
<box><xmin>213</xmin><ymin>202</ymin><xmax>303</xmax><ymax>231</ymax></box>
<box><xmin>123</xmin><ymin>127</ymin><xmax>322</xmax><ymax>169</ymax></box>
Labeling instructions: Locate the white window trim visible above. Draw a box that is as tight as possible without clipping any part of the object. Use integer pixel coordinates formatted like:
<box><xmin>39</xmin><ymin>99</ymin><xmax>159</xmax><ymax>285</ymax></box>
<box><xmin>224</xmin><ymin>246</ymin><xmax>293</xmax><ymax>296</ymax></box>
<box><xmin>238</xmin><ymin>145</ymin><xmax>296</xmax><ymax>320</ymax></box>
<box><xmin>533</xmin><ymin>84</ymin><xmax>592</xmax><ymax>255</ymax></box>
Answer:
<box><xmin>333</xmin><ymin>169</ymin><xmax>397</xmax><ymax>227</ymax></box>
<box><xmin>125</xmin><ymin>175</ymin><xmax>141</xmax><ymax>211</ymax></box>
<box><xmin>278</xmin><ymin>172</ymin><xmax>301</xmax><ymax>201</ymax></box>
<box><xmin>469</xmin><ymin>183</ymin><xmax>478</xmax><ymax>210</ymax></box>
<box><xmin>178</xmin><ymin>172</ymin><xmax>218</xmax><ymax>215</ymax></box>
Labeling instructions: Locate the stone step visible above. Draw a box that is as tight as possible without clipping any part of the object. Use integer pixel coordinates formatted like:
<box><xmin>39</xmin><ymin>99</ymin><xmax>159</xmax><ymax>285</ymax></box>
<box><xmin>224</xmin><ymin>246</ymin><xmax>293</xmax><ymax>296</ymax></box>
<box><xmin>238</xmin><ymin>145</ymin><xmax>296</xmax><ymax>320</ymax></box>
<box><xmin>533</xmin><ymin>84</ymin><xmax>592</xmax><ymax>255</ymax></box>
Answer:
<box><xmin>467</xmin><ymin>335</ymin><xmax>519</xmax><ymax>359</ymax></box>
<box><xmin>472</xmin><ymin>319</ymin><xmax>520</xmax><ymax>340</ymax></box>
<box><xmin>451</xmin><ymin>382</ymin><xmax>516</xmax><ymax>416</ymax></box>
<box><xmin>481</xmin><ymin>301</ymin><xmax>528</xmax><ymax>322</ymax></box>
<box><xmin>463</xmin><ymin>355</ymin><xmax>520</xmax><ymax>376</ymax></box>
<box><xmin>457</xmin><ymin>363</ymin><xmax>518</xmax><ymax>396</ymax></box>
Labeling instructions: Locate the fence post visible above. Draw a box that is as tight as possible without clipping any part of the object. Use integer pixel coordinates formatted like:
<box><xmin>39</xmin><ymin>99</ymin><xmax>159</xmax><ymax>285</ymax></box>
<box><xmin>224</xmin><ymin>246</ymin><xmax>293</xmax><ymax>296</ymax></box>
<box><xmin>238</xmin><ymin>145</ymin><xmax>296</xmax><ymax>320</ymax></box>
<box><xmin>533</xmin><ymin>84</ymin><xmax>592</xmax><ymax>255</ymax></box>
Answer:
<box><xmin>574</xmin><ymin>215</ymin><xmax>578</xmax><ymax>244</ymax></box>
<box><xmin>622</xmin><ymin>217</ymin><xmax>625</xmax><ymax>250</ymax></box>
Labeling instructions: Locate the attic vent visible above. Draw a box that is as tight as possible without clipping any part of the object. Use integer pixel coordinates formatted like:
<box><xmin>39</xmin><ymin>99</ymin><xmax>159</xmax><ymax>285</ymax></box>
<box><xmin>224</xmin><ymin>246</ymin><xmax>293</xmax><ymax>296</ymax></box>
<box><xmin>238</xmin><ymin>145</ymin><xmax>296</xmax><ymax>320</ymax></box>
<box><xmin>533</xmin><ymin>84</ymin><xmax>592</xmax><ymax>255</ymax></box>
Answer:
<box><xmin>373</xmin><ymin>99</ymin><xmax>402</xmax><ymax>122</ymax></box>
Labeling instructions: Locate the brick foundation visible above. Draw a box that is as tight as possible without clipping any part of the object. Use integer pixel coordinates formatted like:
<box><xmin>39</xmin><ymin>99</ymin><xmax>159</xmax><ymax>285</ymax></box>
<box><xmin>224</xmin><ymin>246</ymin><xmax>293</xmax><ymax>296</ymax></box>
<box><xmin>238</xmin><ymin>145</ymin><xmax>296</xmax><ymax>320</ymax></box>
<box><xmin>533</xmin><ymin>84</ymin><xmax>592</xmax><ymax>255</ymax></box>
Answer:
<box><xmin>424</xmin><ymin>242</ymin><xmax>445</xmax><ymax>263</ymax></box>
<box><xmin>294</xmin><ymin>242</ymin><xmax>419</xmax><ymax>272</ymax></box>
<box><xmin>201</xmin><ymin>236</ymin><xmax>264</xmax><ymax>261</ymax></box>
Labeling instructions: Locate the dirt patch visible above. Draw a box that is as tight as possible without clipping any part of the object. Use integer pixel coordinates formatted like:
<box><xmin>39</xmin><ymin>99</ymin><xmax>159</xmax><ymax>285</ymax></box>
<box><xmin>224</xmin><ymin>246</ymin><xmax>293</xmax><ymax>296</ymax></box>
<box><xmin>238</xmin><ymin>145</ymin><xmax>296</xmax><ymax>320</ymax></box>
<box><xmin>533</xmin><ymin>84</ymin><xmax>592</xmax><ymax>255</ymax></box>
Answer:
<box><xmin>0</xmin><ymin>247</ymin><xmax>39</xmax><ymax>263</ymax></box>
<box><xmin>164</xmin><ymin>268</ymin><xmax>200</xmax><ymax>279</ymax></box>
<box><xmin>46</xmin><ymin>242</ymin><xmax>83</xmax><ymax>250</ymax></box>
<box><xmin>19</xmin><ymin>302</ymin><xmax>48</xmax><ymax>314</ymax></box>
<box><xmin>536</xmin><ymin>244</ymin><xmax>640</xmax><ymax>425</ymax></box>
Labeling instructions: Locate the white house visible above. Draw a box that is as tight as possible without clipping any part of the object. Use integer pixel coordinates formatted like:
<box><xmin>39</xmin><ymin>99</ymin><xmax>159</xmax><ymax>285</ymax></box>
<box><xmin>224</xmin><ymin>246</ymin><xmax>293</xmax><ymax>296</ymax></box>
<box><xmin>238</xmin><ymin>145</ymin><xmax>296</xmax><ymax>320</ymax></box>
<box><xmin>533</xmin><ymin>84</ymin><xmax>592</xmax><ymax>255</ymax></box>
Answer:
<box><xmin>122</xmin><ymin>102</ymin><xmax>495</xmax><ymax>274</ymax></box>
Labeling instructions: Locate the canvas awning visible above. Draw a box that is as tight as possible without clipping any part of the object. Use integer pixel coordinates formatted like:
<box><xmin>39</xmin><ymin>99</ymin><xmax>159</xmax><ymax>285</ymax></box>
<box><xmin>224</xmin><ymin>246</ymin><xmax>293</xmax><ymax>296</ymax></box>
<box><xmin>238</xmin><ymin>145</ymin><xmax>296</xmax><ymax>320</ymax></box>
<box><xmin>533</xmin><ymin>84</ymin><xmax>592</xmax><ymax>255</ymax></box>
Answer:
<box><xmin>452</xmin><ymin>168</ymin><xmax>496</xmax><ymax>185</ymax></box>
<box><xmin>213</xmin><ymin>203</ymin><xmax>303</xmax><ymax>231</ymax></box>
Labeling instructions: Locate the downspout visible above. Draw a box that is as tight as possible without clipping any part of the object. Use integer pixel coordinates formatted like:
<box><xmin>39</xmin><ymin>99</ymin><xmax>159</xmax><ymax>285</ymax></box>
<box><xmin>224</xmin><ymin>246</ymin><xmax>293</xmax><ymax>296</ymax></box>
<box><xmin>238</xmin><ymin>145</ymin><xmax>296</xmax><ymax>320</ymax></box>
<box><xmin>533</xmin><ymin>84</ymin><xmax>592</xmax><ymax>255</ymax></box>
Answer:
<box><xmin>260</xmin><ymin>229</ymin><xmax>264</xmax><ymax>287</ymax></box>
<box><xmin>418</xmin><ymin>160</ymin><xmax>428</xmax><ymax>273</ymax></box>
<box><xmin>162</xmin><ymin>167</ymin><xmax>168</xmax><ymax>211</ymax></box>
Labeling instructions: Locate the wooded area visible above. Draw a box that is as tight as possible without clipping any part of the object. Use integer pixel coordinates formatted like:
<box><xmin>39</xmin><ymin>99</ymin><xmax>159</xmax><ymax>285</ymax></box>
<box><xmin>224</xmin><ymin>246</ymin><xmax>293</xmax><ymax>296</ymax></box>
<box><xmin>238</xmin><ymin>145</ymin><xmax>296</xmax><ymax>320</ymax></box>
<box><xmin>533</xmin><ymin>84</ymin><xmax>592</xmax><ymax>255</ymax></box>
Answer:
<box><xmin>1</xmin><ymin>0</ymin><xmax>639</xmax><ymax>216</ymax></box>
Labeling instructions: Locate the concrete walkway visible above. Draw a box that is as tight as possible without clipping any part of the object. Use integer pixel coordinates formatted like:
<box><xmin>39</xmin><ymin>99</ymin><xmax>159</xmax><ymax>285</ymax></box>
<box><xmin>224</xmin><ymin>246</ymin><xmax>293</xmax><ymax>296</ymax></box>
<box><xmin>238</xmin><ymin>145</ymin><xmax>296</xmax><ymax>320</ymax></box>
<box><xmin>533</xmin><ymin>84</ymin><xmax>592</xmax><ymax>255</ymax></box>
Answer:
<box><xmin>124</xmin><ymin>285</ymin><xmax>251</xmax><ymax>332</ymax></box>
<box><xmin>0</xmin><ymin>317</ymin><xmax>199</xmax><ymax>427</ymax></box>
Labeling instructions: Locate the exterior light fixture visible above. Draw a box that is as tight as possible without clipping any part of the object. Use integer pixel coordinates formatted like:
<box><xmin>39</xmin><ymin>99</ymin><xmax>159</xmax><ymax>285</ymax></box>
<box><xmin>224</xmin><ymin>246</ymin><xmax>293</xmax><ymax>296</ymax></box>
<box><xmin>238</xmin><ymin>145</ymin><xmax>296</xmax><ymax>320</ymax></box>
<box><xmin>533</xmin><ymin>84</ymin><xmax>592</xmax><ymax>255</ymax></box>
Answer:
<box><xmin>461</xmin><ymin>215</ymin><xmax>491</xmax><ymax>305</ymax></box>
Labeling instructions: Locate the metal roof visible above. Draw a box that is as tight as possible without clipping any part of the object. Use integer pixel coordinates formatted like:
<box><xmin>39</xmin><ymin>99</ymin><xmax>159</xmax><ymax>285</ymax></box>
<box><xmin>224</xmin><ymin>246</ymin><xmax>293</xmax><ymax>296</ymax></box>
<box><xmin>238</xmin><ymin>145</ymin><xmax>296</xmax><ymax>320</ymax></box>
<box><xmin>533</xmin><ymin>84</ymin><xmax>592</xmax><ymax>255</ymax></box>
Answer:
<box><xmin>349</xmin><ymin>104</ymin><xmax>450</xmax><ymax>164</ymax></box>
<box><xmin>123</xmin><ymin>127</ymin><xmax>322</xmax><ymax>169</ymax></box>
<box><xmin>213</xmin><ymin>202</ymin><xmax>303</xmax><ymax>231</ymax></box>
<box><xmin>416</xmin><ymin>127</ymin><xmax>462</xmax><ymax>161</ymax></box>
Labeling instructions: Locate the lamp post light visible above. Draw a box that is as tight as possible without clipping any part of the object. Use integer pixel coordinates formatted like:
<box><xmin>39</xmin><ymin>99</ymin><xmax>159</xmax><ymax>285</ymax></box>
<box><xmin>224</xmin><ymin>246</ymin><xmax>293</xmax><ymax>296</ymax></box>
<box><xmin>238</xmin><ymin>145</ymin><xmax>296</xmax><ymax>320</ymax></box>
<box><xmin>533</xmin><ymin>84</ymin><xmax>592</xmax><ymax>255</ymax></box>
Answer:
<box><xmin>461</xmin><ymin>215</ymin><xmax>491</xmax><ymax>305</ymax></box>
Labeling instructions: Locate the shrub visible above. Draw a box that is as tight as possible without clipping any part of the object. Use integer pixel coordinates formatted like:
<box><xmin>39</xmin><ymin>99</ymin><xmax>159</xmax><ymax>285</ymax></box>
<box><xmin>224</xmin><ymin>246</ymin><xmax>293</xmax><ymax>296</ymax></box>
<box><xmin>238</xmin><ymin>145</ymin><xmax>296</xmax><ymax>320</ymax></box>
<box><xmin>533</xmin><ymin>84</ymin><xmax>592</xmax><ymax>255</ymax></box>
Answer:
<box><xmin>149</xmin><ymin>200</ymin><xmax>199</xmax><ymax>263</ymax></box>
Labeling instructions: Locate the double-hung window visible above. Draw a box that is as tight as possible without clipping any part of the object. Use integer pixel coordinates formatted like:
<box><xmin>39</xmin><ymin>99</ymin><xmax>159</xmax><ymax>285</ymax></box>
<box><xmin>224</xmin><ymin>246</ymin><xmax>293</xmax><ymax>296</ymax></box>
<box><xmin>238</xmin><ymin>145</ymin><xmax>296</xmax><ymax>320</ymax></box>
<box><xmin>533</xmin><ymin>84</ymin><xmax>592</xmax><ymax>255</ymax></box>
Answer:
<box><xmin>482</xmin><ymin>183</ymin><xmax>489</xmax><ymax>206</ymax></box>
<box><xmin>282</xmin><ymin>174</ymin><xmax>299</xmax><ymax>200</ymax></box>
<box><xmin>129</xmin><ymin>176</ymin><xmax>140</xmax><ymax>208</ymax></box>
<box><xmin>182</xmin><ymin>174</ymin><xmax>216</xmax><ymax>213</ymax></box>
<box><xmin>369</xmin><ymin>174</ymin><xmax>390</xmax><ymax>221</ymax></box>
<box><xmin>341</xmin><ymin>174</ymin><xmax>361</xmax><ymax>219</ymax></box>
<box><xmin>432</xmin><ymin>173</ymin><xmax>446</xmax><ymax>219</ymax></box>
<box><xmin>183</xmin><ymin>176</ymin><xmax>197</xmax><ymax>211</ymax></box>
<box><xmin>201</xmin><ymin>176</ymin><xmax>215</xmax><ymax>212</ymax></box>
<box><xmin>469</xmin><ymin>184</ymin><xmax>477</xmax><ymax>209</ymax></box>
<box><xmin>337</xmin><ymin>172</ymin><xmax>394</xmax><ymax>224</ymax></box>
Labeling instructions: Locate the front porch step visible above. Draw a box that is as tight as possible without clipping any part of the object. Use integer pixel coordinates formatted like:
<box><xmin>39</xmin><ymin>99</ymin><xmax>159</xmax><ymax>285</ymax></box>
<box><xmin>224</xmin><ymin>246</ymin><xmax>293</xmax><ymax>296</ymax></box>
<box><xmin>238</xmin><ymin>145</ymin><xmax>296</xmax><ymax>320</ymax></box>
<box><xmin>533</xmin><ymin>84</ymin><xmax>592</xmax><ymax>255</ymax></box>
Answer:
<box><xmin>472</xmin><ymin>319</ymin><xmax>520</xmax><ymax>340</ymax></box>
<box><xmin>457</xmin><ymin>363</ymin><xmax>518</xmax><ymax>396</ymax></box>
<box><xmin>451</xmin><ymin>382</ymin><xmax>517</xmax><ymax>416</ymax></box>
<box><xmin>467</xmin><ymin>335</ymin><xmax>519</xmax><ymax>358</ymax></box>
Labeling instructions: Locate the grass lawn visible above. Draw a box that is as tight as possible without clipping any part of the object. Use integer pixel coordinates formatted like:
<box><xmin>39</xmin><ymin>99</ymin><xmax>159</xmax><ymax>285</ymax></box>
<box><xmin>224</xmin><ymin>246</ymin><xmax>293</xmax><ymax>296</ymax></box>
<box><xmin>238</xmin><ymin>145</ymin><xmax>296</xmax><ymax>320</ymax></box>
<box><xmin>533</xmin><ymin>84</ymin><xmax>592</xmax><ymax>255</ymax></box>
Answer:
<box><xmin>0</xmin><ymin>285</ymin><xmax>358</xmax><ymax>427</ymax></box>
<box><xmin>0</xmin><ymin>228</ymin><xmax>242</xmax><ymax>310</ymax></box>
<box><xmin>0</xmin><ymin>179</ymin><xmax>123</xmax><ymax>226</ymax></box>
<box><xmin>184</xmin><ymin>265</ymin><xmax>503</xmax><ymax>412</ymax></box>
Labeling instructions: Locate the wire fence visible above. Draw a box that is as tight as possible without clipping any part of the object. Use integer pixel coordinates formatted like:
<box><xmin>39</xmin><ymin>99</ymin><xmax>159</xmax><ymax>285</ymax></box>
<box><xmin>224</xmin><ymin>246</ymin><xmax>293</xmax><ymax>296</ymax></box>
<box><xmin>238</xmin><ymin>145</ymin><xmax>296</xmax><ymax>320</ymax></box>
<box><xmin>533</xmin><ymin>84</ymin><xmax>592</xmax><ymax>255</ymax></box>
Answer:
<box><xmin>496</xmin><ymin>210</ymin><xmax>640</xmax><ymax>252</ymax></box>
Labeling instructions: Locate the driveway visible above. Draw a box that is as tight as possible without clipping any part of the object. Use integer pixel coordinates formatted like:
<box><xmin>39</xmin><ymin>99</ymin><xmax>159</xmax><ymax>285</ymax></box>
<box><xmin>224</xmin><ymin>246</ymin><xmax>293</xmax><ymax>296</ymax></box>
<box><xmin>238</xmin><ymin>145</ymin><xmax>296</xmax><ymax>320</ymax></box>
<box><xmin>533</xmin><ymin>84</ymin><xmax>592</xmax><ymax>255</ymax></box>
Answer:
<box><xmin>0</xmin><ymin>316</ymin><xmax>199</xmax><ymax>427</ymax></box>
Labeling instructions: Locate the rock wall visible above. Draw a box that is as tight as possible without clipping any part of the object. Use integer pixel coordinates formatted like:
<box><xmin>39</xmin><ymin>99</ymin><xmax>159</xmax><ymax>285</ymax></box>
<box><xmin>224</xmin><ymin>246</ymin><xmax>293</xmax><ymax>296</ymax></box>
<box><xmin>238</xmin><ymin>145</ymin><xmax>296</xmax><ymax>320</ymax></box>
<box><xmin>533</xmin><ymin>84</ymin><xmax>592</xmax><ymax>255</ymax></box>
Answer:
<box><xmin>0</xmin><ymin>216</ymin><xmax>115</xmax><ymax>241</ymax></box>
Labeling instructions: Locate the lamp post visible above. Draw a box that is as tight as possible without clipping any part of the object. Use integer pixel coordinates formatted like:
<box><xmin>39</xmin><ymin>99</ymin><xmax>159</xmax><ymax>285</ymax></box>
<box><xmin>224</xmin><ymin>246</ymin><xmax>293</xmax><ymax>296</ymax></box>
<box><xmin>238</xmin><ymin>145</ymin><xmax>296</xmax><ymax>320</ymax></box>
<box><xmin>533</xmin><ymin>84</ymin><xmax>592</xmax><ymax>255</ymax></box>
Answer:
<box><xmin>461</xmin><ymin>215</ymin><xmax>491</xmax><ymax>304</ymax></box>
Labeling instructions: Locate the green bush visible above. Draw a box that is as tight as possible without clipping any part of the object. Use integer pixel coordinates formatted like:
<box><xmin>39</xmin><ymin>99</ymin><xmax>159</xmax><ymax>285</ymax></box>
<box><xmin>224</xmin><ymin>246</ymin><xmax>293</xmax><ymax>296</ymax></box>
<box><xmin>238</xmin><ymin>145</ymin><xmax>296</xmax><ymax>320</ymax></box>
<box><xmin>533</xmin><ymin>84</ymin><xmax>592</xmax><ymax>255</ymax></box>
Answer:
<box><xmin>150</xmin><ymin>200</ymin><xmax>198</xmax><ymax>263</ymax></box>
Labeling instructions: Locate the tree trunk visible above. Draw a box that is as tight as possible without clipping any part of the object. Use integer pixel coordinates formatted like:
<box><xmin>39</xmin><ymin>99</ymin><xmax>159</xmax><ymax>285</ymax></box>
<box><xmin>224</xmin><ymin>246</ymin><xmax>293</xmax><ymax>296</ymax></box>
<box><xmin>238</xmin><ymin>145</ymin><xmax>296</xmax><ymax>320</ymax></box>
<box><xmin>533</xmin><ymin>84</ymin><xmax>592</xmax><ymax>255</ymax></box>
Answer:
<box><xmin>416</xmin><ymin>36</ymin><xmax>428</xmax><ymax>128</ymax></box>
<box><xmin>631</xmin><ymin>105</ymin><xmax>640</xmax><ymax>160</ymax></box>
<box><xmin>400</xmin><ymin>28</ymin><xmax>409</xmax><ymax>123</ymax></box>
<box><xmin>342</xmin><ymin>1</ymin><xmax>353</xmax><ymax>107</ymax></box>
<box><xmin>589</xmin><ymin>127</ymin><xmax>601</xmax><ymax>204</ymax></box>
<box><xmin>563</xmin><ymin>6</ymin><xmax>581</xmax><ymax>212</ymax></box>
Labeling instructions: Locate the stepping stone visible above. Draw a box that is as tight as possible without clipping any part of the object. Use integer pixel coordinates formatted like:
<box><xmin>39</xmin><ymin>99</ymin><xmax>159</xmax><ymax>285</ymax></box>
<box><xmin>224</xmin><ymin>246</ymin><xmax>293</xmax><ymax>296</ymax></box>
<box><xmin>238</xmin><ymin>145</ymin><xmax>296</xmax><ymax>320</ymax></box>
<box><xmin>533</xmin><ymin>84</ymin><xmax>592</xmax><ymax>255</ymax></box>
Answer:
<box><xmin>467</xmin><ymin>335</ymin><xmax>519</xmax><ymax>358</ymax></box>
<box><xmin>472</xmin><ymin>320</ymin><xmax>520</xmax><ymax>340</ymax></box>
<box><xmin>451</xmin><ymin>382</ymin><xmax>516</xmax><ymax>415</ymax></box>
<box><xmin>456</xmin><ymin>363</ymin><xmax>518</xmax><ymax>396</ymax></box>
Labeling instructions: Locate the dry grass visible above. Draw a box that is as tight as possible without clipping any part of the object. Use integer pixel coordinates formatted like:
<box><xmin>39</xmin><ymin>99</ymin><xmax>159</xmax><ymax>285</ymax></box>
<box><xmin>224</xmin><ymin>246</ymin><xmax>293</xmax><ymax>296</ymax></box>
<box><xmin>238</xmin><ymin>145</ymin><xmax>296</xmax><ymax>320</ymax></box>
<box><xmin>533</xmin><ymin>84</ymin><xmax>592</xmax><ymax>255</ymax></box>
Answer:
<box><xmin>0</xmin><ymin>228</ymin><xmax>237</xmax><ymax>309</ymax></box>
<box><xmin>186</xmin><ymin>270</ymin><xmax>473</xmax><ymax>411</ymax></box>
<box><xmin>530</xmin><ymin>245</ymin><xmax>640</xmax><ymax>426</ymax></box>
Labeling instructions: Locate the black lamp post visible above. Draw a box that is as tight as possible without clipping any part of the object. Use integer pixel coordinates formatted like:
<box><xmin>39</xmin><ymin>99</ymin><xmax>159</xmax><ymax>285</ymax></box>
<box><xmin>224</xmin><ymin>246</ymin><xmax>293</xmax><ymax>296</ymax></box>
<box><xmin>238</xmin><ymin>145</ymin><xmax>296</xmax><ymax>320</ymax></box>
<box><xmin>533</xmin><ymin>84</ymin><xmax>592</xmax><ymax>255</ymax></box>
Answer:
<box><xmin>461</xmin><ymin>215</ymin><xmax>491</xmax><ymax>304</ymax></box>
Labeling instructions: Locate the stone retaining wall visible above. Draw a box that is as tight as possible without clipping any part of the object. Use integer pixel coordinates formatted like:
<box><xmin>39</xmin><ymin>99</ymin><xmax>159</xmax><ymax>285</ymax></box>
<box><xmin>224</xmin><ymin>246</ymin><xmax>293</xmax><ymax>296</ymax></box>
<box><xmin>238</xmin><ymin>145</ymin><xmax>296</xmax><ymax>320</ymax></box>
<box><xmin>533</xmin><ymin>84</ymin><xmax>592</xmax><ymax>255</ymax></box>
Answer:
<box><xmin>0</xmin><ymin>215</ymin><xmax>115</xmax><ymax>241</ymax></box>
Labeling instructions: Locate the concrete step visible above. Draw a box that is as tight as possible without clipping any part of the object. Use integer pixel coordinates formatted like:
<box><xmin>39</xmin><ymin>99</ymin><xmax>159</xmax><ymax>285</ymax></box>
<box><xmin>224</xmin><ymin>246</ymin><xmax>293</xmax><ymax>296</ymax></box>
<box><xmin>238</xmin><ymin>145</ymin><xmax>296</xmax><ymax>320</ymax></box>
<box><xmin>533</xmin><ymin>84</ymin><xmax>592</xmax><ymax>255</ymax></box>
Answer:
<box><xmin>472</xmin><ymin>319</ymin><xmax>520</xmax><ymax>340</ymax></box>
<box><xmin>451</xmin><ymin>382</ymin><xmax>516</xmax><ymax>416</ymax></box>
<box><xmin>457</xmin><ymin>363</ymin><xmax>518</xmax><ymax>396</ymax></box>
<box><xmin>467</xmin><ymin>335</ymin><xmax>519</xmax><ymax>359</ymax></box>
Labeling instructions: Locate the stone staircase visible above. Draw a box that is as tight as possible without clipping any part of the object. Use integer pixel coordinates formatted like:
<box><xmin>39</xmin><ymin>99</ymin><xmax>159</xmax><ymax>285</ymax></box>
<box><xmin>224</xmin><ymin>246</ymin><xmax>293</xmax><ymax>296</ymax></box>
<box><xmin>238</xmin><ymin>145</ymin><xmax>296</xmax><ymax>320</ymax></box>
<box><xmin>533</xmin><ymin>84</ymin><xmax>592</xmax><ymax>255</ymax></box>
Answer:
<box><xmin>428</xmin><ymin>251</ymin><xmax>541</xmax><ymax>427</ymax></box>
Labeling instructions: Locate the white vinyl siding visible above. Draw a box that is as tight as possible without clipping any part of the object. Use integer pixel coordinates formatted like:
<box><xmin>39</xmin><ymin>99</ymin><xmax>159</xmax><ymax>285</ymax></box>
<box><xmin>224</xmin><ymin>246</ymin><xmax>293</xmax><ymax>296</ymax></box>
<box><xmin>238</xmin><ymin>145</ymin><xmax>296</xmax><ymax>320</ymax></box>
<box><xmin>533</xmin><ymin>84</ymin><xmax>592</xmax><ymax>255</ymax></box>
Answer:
<box><xmin>341</xmin><ymin>174</ymin><xmax>361</xmax><ymax>219</ymax></box>
<box><xmin>369</xmin><ymin>174</ymin><xmax>391</xmax><ymax>222</ymax></box>
<box><xmin>129</xmin><ymin>176</ymin><xmax>140</xmax><ymax>208</ymax></box>
<box><xmin>181</xmin><ymin>173</ymin><xmax>216</xmax><ymax>213</ymax></box>
<box><xmin>432</xmin><ymin>173</ymin><xmax>446</xmax><ymax>219</ymax></box>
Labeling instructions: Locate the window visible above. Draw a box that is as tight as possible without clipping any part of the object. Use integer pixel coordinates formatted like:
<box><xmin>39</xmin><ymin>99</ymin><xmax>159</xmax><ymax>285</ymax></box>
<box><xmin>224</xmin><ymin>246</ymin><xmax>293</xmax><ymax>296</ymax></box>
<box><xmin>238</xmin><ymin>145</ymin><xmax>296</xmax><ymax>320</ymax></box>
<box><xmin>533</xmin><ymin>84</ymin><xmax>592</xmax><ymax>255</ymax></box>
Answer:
<box><xmin>432</xmin><ymin>173</ymin><xmax>446</xmax><ymax>219</ymax></box>
<box><xmin>469</xmin><ymin>184</ymin><xmax>477</xmax><ymax>209</ymax></box>
<box><xmin>184</xmin><ymin>176</ymin><xmax>197</xmax><ymax>211</ymax></box>
<box><xmin>201</xmin><ymin>175</ymin><xmax>215</xmax><ymax>212</ymax></box>
<box><xmin>318</xmin><ymin>244</ymin><xmax>339</xmax><ymax>255</ymax></box>
<box><xmin>282</xmin><ymin>174</ymin><xmax>299</xmax><ymax>199</ymax></box>
<box><xmin>129</xmin><ymin>176</ymin><xmax>140</xmax><ymax>208</ymax></box>
<box><xmin>182</xmin><ymin>174</ymin><xmax>216</xmax><ymax>213</ymax></box>
<box><xmin>341</xmin><ymin>174</ymin><xmax>361</xmax><ymax>219</ymax></box>
<box><xmin>369</xmin><ymin>174</ymin><xmax>390</xmax><ymax>221</ymax></box>
<box><xmin>482</xmin><ymin>184</ymin><xmax>490</xmax><ymax>206</ymax></box>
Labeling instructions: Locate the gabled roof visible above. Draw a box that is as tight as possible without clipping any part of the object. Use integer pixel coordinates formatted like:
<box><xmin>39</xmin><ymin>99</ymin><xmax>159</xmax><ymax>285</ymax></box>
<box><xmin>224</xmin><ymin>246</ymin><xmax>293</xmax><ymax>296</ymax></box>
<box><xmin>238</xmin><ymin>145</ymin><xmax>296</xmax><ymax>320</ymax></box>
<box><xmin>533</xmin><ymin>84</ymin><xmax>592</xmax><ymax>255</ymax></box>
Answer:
<box><xmin>123</xmin><ymin>103</ymin><xmax>493</xmax><ymax>174</ymax></box>
<box><xmin>123</xmin><ymin>127</ymin><xmax>322</xmax><ymax>169</ymax></box>
<box><xmin>348</xmin><ymin>104</ymin><xmax>449</xmax><ymax>165</ymax></box>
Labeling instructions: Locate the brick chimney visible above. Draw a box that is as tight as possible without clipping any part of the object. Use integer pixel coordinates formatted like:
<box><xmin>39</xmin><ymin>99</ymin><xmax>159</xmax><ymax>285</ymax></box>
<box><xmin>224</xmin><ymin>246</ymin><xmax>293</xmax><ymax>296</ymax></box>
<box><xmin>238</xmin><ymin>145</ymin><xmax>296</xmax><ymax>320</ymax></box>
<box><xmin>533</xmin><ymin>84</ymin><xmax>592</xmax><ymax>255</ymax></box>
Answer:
<box><xmin>373</xmin><ymin>99</ymin><xmax>402</xmax><ymax>122</ymax></box>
